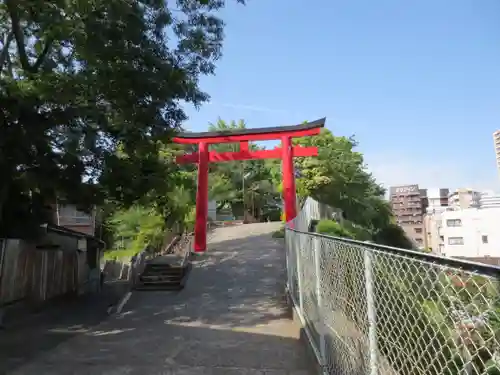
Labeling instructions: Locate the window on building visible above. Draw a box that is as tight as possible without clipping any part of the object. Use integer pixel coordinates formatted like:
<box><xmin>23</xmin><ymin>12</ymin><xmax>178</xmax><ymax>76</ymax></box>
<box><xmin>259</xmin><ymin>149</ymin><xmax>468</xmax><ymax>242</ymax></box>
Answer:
<box><xmin>446</xmin><ymin>219</ymin><xmax>462</xmax><ymax>227</ymax></box>
<box><xmin>59</xmin><ymin>204</ymin><xmax>90</xmax><ymax>218</ymax></box>
<box><xmin>415</xmin><ymin>228</ymin><xmax>423</xmax><ymax>234</ymax></box>
<box><xmin>58</xmin><ymin>205</ymin><xmax>75</xmax><ymax>217</ymax></box>
<box><xmin>448</xmin><ymin>237</ymin><xmax>464</xmax><ymax>245</ymax></box>
<box><xmin>482</xmin><ymin>235</ymin><xmax>488</xmax><ymax>244</ymax></box>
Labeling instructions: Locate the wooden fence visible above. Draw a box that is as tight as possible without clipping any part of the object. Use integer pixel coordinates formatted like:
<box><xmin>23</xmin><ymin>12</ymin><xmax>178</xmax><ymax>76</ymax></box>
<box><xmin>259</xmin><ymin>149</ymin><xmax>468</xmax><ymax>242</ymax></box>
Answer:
<box><xmin>0</xmin><ymin>239</ymin><xmax>88</xmax><ymax>306</ymax></box>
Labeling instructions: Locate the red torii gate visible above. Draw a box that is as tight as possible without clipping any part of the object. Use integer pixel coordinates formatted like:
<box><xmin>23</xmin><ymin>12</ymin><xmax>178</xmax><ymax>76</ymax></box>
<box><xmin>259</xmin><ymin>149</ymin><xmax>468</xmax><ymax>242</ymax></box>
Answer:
<box><xmin>173</xmin><ymin>118</ymin><xmax>325</xmax><ymax>252</ymax></box>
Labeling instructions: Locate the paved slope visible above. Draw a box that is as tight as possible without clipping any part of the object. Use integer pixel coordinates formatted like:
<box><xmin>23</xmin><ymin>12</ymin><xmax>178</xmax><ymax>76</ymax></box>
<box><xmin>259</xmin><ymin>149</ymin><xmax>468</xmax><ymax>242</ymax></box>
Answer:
<box><xmin>8</xmin><ymin>223</ymin><xmax>312</xmax><ymax>375</ymax></box>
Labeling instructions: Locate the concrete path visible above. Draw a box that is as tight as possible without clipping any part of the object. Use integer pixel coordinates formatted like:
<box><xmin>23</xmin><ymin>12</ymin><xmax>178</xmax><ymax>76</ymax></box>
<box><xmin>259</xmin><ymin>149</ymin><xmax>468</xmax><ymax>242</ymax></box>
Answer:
<box><xmin>4</xmin><ymin>223</ymin><xmax>312</xmax><ymax>375</ymax></box>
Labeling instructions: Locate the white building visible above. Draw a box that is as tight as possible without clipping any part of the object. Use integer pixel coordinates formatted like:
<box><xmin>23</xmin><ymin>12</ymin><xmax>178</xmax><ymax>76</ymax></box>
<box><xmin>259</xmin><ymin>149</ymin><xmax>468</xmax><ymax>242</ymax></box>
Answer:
<box><xmin>425</xmin><ymin>187</ymin><xmax>449</xmax><ymax>214</ymax></box>
<box><xmin>423</xmin><ymin>188</ymin><xmax>449</xmax><ymax>253</ymax></box>
<box><xmin>439</xmin><ymin>208</ymin><xmax>500</xmax><ymax>258</ymax></box>
<box><xmin>424</xmin><ymin>211</ymin><xmax>444</xmax><ymax>253</ymax></box>
<box><xmin>479</xmin><ymin>191</ymin><xmax>500</xmax><ymax>209</ymax></box>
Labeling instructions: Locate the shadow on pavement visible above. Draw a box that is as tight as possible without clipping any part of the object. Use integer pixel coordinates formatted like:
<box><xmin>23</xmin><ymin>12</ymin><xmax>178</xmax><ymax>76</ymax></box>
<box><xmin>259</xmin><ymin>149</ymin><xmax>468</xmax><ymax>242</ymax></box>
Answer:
<box><xmin>10</xmin><ymin>320</ymin><xmax>311</xmax><ymax>374</ymax></box>
<box><xmin>0</xmin><ymin>281</ymin><xmax>128</xmax><ymax>374</ymax></box>
<box><xmin>2</xmin><ymin>225</ymin><xmax>313</xmax><ymax>374</ymax></box>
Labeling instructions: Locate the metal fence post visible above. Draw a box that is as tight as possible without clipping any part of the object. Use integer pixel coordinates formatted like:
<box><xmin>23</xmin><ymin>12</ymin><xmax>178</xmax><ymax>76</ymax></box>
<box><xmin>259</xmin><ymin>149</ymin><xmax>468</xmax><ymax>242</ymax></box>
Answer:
<box><xmin>314</xmin><ymin>237</ymin><xmax>327</xmax><ymax>370</ymax></box>
<box><xmin>0</xmin><ymin>239</ymin><xmax>5</xmax><ymax>284</ymax></box>
<box><xmin>296</xmin><ymin>234</ymin><xmax>304</xmax><ymax>315</ymax></box>
<box><xmin>364</xmin><ymin>249</ymin><xmax>378</xmax><ymax>375</ymax></box>
<box><xmin>284</xmin><ymin>230</ymin><xmax>293</xmax><ymax>299</ymax></box>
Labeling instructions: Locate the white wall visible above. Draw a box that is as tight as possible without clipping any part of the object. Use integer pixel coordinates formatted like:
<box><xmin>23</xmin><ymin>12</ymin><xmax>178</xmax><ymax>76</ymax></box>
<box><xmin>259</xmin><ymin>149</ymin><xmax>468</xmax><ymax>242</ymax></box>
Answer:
<box><xmin>424</xmin><ymin>212</ymin><xmax>444</xmax><ymax>254</ymax></box>
<box><xmin>440</xmin><ymin>208</ymin><xmax>500</xmax><ymax>258</ymax></box>
<box><xmin>208</xmin><ymin>200</ymin><xmax>217</xmax><ymax>221</ymax></box>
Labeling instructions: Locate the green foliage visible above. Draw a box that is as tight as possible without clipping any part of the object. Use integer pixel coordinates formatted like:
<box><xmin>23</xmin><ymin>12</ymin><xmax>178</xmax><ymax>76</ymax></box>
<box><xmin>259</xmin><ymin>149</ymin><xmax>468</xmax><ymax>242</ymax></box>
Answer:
<box><xmin>106</xmin><ymin>206</ymin><xmax>165</xmax><ymax>254</ymax></box>
<box><xmin>373</xmin><ymin>223</ymin><xmax>415</xmax><ymax>250</ymax></box>
<box><xmin>183</xmin><ymin>206</ymin><xmax>197</xmax><ymax>233</ymax></box>
<box><xmin>292</xmin><ymin>129</ymin><xmax>388</xmax><ymax>230</ymax></box>
<box><xmin>103</xmin><ymin>248</ymin><xmax>139</xmax><ymax>261</ymax></box>
<box><xmin>266</xmin><ymin>128</ymin><xmax>412</xmax><ymax>247</ymax></box>
<box><xmin>205</xmin><ymin>118</ymin><xmax>281</xmax><ymax>220</ymax></box>
<box><xmin>316</xmin><ymin>219</ymin><xmax>373</xmax><ymax>241</ymax></box>
<box><xmin>342</xmin><ymin>220</ymin><xmax>373</xmax><ymax>241</ymax></box>
<box><xmin>0</xmin><ymin>0</ymin><xmax>243</xmax><ymax>235</ymax></box>
<box><xmin>316</xmin><ymin>220</ymin><xmax>355</xmax><ymax>239</ymax></box>
<box><xmin>262</xmin><ymin>206</ymin><xmax>281</xmax><ymax>222</ymax></box>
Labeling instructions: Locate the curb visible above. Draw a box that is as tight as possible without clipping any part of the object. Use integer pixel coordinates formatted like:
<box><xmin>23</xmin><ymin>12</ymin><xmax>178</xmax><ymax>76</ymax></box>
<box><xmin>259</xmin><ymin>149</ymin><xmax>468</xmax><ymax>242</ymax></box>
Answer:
<box><xmin>108</xmin><ymin>290</ymin><xmax>132</xmax><ymax>315</ymax></box>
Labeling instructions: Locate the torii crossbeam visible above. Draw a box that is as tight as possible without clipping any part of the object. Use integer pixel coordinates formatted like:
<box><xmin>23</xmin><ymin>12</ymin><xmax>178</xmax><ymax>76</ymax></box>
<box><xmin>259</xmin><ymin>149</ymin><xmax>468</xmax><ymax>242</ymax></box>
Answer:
<box><xmin>174</xmin><ymin>118</ymin><xmax>326</xmax><ymax>252</ymax></box>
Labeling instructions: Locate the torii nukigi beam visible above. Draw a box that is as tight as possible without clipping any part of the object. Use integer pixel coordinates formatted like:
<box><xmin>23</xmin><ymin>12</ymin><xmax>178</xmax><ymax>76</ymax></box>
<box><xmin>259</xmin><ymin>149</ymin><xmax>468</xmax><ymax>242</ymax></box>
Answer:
<box><xmin>173</xmin><ymin>118</ymin><xmax>326</xmax><ymax>252</ymax></box>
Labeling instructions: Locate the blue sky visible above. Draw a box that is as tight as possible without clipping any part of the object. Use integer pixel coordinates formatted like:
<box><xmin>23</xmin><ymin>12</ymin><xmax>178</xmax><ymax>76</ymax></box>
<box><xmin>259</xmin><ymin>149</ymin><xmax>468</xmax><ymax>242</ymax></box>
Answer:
<box><xmin>183</xmin><ymin>0</ymin><xmax>500</xmax><ymax>192</ymax></box>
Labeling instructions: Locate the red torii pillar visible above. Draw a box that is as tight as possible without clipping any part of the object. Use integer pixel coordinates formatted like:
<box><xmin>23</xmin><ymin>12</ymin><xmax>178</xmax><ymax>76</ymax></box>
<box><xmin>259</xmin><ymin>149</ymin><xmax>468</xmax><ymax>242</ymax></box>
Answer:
<box><xmin>173</xmin><ymin>118</ymin><xmax>326</xmax><ymax>252</ymax></box>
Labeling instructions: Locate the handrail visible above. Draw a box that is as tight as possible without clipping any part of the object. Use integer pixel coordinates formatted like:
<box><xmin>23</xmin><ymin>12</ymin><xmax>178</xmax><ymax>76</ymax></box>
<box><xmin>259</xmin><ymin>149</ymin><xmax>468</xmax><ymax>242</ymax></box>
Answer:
<box><xmin>181</xmin><ymin>236</ymin><xmax>193</xmax><ymax>267</ymax></box>
<box><xmin>287</xmin><ymin>195</ymin><xmax>500</xmax><ymax>277</ymax></box>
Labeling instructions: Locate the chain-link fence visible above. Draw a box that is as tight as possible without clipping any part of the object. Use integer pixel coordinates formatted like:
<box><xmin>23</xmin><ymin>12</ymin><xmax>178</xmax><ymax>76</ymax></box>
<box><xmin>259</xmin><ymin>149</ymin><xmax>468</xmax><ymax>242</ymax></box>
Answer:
<box><xmin>285</xmin><ymin>198</ymin><xmax>500</xmax><ymax>375</ymax></box>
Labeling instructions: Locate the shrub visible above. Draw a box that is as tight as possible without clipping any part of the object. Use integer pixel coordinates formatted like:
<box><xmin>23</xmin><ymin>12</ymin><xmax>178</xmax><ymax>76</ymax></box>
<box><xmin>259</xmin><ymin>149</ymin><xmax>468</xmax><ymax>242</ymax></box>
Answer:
<box><xmin>316</xmin><ymin>220</ymin><xmax>355</xmax><ymax>239</ymax></box>
<box><xmin>373</xmin><ymin>223</ymin><xmax>414</xmax><ymax>249</ymax></box>
<box><xmin>342</xmin><ymin>220</ymin><xmax>373</xmax><ymax>241</ymax></box>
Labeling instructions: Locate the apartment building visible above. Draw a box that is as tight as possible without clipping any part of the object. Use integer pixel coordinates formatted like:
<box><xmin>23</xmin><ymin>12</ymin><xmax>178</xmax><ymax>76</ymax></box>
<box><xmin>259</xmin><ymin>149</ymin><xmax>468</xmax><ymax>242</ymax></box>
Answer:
<box><xmin>479</xmin><ymin>190</ymin><xmax>500</xmax><ymax>209</ymax></box>
<box><xmin>448</xmin><ymin>188</ymin><xmax>481</xmax><ymax>210</ymax></box>
<box><xmin>424</xmin><ymin>189</ymin><xmax>500</xmax><ymax>257</ymax></box>
<box><xmin>389</xmin><ymin>184</ymin><xmax>427</xmax><ymax>248</ymax></box>
<box><xmin>422</xmin><ymin>188</ymin><xmax>449</xmax><ymax>252</ymax></box>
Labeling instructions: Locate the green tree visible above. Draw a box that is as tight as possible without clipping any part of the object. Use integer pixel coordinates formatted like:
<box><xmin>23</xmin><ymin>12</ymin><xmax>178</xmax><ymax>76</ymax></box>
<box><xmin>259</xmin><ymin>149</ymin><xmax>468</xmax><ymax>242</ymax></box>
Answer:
<box><xmin>0</xmin><ymin>0</ymin><xmax>243</xmax><ymax>236</ymax></box>
<box><xmin>106</xmin><ymin>205</ymin><xmax>165</xmax><ymax>254</ymax></box>
<box><xmin>205</xmin><ymin>118</ymin><xmax>280</xmax><ymax>219</ymax></box>
<box><xmin>291</xmin><ymin>129</ymin><xmax>381</xmax><ymax>226</ymax></box>
<box><xmin>278</xmin><ymin>128</ymin><xmax>413</xmax><ymax>247</ymax></box>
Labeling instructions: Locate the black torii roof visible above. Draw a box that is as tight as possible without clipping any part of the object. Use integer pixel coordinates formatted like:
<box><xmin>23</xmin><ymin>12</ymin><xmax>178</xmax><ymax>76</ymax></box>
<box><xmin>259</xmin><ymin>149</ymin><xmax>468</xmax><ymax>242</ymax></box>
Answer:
<box><xmin>175</xmin><ymin>117</ymin><xmax>326</xmax><ymax>140</ymax></box>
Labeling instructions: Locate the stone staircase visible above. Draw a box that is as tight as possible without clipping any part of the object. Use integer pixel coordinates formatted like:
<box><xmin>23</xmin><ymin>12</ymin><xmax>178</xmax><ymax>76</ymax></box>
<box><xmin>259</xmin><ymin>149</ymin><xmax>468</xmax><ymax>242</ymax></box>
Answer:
<box><xmin>134</xmin><ymin>254</ymin><xmax>191</xmax><ymax>291</ymax></box>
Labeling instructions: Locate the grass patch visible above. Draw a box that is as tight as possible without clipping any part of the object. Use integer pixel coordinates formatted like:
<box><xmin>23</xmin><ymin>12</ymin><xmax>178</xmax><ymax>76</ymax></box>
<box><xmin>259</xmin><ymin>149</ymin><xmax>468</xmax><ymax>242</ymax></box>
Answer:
<box><xmin>272</xmin><ymin>227</ymin><xmax>285</xmax><ymax>238</ymax></box>
<box><xmin>102</xmin><ymin>248</ymin><xmax>140</xmax><ymax>260</ymax></box>
<box><xmin>316</xmin><ymin>220</ymin><xmax>355</xmax><ymax>239</ymax></box>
